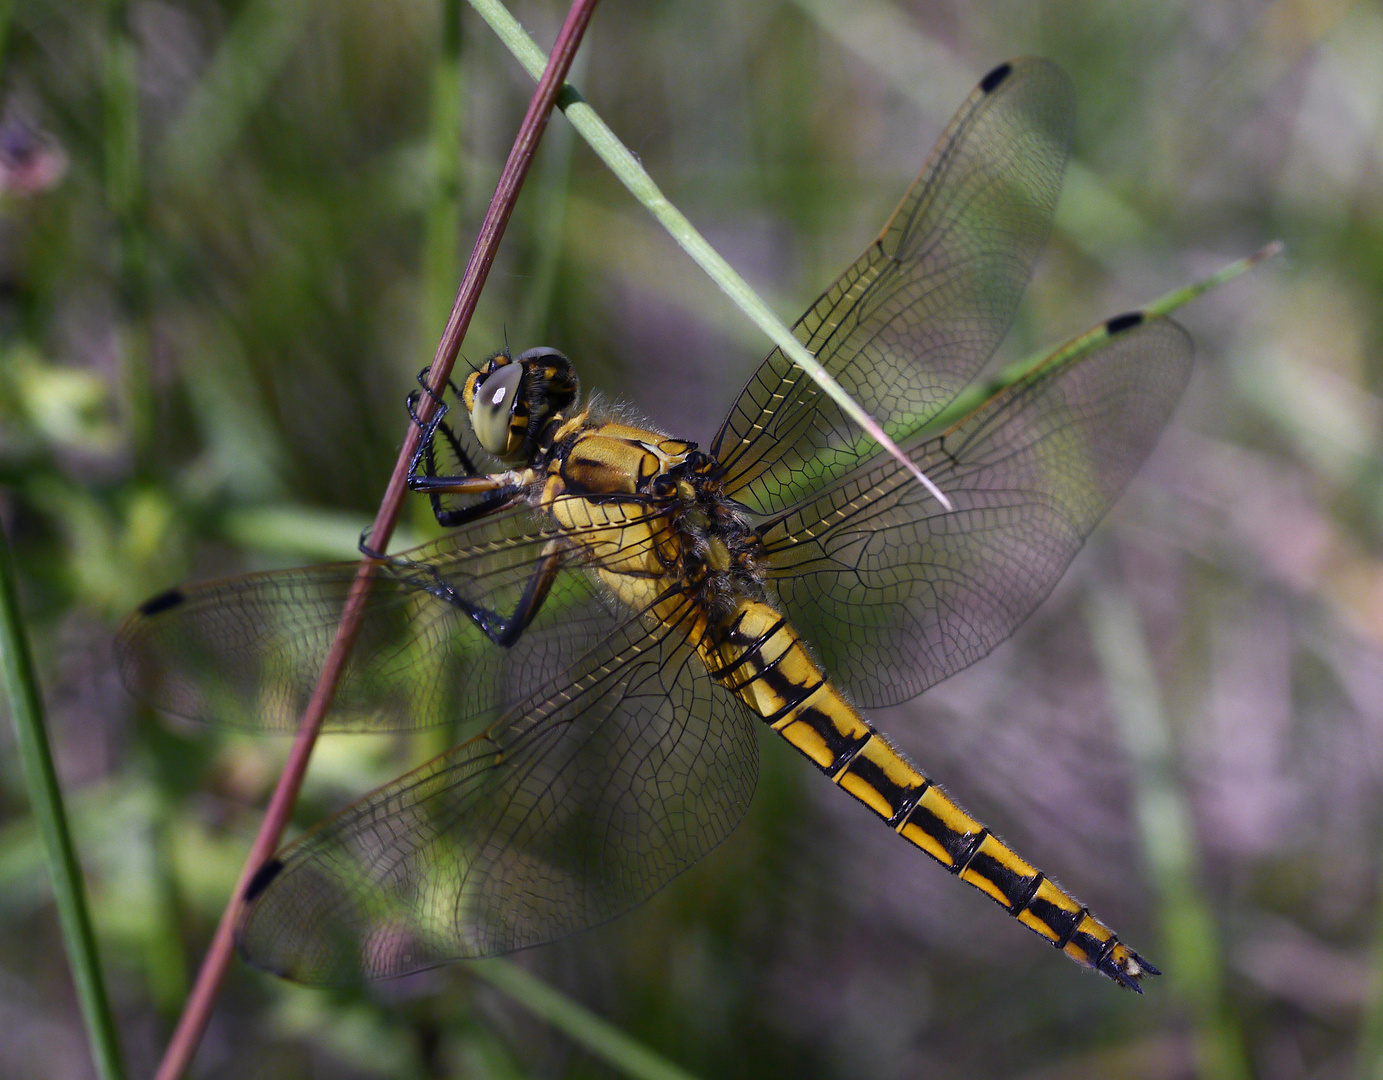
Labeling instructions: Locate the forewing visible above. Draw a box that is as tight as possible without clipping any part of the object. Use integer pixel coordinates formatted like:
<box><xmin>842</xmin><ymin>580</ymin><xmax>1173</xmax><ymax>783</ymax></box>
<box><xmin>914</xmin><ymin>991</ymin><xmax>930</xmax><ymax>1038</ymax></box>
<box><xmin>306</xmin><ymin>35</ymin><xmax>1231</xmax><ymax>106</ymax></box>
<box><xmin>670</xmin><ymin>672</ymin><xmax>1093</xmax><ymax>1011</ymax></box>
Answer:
<box><xmin>760</xmin><ymin>316</ymin><xmax>1194</xmax><ymax>709</ymax></box>
<box><xmin>713</xmin><ymin>59</ymin><xmax>1074</xmax><ymax>514</ymax></box>
<box><xmin>115</xmin><ymin>501</ymin><xmax>630</xmax><ymax>734</ymax></box>
<box><xmin>236</xmin><ymin>596</ymin><xmax>758</xmax><ymax>983</ymax></box>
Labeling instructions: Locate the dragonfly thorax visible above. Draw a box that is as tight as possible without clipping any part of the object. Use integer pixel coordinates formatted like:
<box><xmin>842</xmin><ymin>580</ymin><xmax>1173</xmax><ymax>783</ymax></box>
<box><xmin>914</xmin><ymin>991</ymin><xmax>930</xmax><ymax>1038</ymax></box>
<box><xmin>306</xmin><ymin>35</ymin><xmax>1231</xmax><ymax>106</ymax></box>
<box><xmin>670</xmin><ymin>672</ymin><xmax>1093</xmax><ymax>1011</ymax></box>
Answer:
<box><xmin>534</xmin><ymin>412</ymin><xmax>768</xmax><ymax>631</ymax></box>
<box><xmin>659</xmin><ymin>454</ymin><xmax>767</xmax><ymax>625</ymax></box>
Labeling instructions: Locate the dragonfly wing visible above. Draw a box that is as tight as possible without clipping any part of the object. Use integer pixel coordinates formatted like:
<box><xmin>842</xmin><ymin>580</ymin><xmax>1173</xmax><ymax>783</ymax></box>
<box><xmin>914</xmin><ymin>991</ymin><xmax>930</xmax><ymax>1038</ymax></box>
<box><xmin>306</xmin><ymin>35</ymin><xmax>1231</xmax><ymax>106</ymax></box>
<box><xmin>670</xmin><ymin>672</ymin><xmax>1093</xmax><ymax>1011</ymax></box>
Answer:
<box><xmin>759</xmin><ymin>315</ymin><xmax>1194</xmax><ymax>709</ymax></box>
<box><xmin>713</xmin><ymin>58</ymin><xmax>1073</xmax><ymax>514</ymax></box>
<box><xmin>115</xmin><ymin>502</ymin><xmax>623</xmax><ymax>734</ymax></box>
<box><xmin>236</xmin><ymin>596</ymin><xmax>757</xmax><ymax>983</ymax></box>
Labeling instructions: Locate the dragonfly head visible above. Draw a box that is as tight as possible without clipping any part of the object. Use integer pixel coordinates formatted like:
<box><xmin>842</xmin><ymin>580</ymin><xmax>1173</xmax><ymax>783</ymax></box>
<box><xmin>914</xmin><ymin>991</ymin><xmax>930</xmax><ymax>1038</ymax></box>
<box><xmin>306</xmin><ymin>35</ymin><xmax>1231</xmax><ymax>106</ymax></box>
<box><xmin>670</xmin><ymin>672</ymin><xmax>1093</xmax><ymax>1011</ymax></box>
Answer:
<box><xmin>464</xmin><ymin>348</ymin><xmax>578</xmax><ymax>462</ymax></box>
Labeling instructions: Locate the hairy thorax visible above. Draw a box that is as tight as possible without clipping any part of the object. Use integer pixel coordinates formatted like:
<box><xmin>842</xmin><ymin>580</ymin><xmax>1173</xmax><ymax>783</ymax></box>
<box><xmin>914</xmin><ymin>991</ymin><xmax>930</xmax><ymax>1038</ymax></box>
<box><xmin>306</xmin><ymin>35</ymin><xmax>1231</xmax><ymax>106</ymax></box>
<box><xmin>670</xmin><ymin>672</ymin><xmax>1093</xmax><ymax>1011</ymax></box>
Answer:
<box><xmin>534</xmin><ymin>410</ymin><xmax>767</xmax><ymax>629</ymax></box>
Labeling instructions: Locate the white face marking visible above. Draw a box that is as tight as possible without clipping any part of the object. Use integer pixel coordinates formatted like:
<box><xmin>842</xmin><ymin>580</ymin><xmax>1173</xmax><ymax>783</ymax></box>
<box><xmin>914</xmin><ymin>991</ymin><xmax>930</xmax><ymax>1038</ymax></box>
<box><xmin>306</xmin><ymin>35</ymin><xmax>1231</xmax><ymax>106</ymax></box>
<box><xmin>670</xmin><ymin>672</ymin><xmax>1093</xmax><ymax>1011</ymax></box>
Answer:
<box><xmin>490</xmin><ymin>385</ymin><xmax>506</xmax><ymax>406</ymax></box>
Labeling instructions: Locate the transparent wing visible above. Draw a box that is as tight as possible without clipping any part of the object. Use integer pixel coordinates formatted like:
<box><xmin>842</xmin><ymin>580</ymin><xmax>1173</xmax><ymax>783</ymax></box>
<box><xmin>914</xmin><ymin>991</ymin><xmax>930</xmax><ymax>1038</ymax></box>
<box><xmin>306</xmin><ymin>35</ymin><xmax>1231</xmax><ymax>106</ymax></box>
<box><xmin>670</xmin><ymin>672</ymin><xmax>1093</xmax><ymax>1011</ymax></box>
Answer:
<box><xmin>712</xmin><ymin>58</ymin><xmax>1073</xmax><ymax>515</ymax></box>
<box><xmin>236</xmin><ymin>595</ymin><xmax>758</xmax><ymax>983</ymax></box>
<box><xmin>115</xmin><ymin>497</ymin><xmax>664</xmax><ymax>734</ymax></box>
<box><xmin>760</xmin><ymin>316</ymin><xmax>1194</xmax><ymax>709</ymax></box>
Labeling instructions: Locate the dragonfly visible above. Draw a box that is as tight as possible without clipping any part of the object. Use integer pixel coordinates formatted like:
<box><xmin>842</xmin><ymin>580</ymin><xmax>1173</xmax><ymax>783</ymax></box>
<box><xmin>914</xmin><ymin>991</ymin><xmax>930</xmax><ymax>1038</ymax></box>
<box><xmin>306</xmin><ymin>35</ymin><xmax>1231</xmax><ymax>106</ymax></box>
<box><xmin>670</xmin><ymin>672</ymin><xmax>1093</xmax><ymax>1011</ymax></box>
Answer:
<box><xmin>118</xmin><ymin>58</ymin><xmax>1192</xmax><ymax>990</ymax></box>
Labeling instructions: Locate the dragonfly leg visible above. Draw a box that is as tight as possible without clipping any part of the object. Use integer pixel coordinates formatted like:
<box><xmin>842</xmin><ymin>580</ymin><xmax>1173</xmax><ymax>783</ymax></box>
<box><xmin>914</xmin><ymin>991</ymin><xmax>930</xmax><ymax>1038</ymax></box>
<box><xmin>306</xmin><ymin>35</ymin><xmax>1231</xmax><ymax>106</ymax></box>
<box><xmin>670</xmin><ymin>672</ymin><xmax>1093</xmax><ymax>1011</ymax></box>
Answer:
<box><xmin>406</xmin><ymin>473</ymin><xmax>533</xmax><ymax>529</ymax></box>
<box><xmin>356</xmin><ymin>483</ymin><xmax>522</xmax><ymax>562</ymax></box>
<box><xmin>412</xmin><ymin>366</ymin><xmax>475</xmax><ymax>470</ymax></box>
<box><xmin>462</xmin><ymin>540</ymin><xmax>564</xmax><ymax>647</ymax></box>
<box><xmin>380</xmin><ymin>535</ymin><xmax>564</xmax><ymax>648</ymax></box>
<box><xmin>407</xmin><ymin>367</ymin><xmax>485</xmax><ymax>525</ymax></box>
<box><xmin>415</xmin><ymin>538</ymin><xmax>565</xmax><ymax>648</ymax></box>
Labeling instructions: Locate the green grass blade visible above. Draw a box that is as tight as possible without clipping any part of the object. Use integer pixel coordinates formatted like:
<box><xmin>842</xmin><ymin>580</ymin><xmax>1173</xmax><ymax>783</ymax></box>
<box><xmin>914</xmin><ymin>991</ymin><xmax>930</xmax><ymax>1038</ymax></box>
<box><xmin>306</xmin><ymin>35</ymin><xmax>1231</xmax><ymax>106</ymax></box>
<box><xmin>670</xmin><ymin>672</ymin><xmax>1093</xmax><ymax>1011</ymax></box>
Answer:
<box><xmin>1085</xmin><ymin>566</ymin><xmax>1250</xmax><ymax>1080</ymax></box>
<box><xmin>518</xmin><ymin>46</ymin><xmax>586</xmax><ymax>344</ymax></box>
<box><xmin>1142</xmin><ymin>242</ymin><xmax>1283</xmax><ymax>318</ymax></box>
<box><xmin>105</xmin><ymin>3</ymin><xmax>156</xmax><ymax>460</ymax></box>
<box><xmin>0</xmin><ymin>533</ymin><xmax>127</xmax><ymax>1080</ymax></box>
<box><xmin>1359</xmin><ymin>866</ymin><xmax>1383</xmax><ymax>1079</ymax></box>
<box><xmin>470</xmin><ymin>959</ymin><xmax>703</xmax><ymax>1080</ymax></box>
<box><xmin>467</xmin><ymin>0</ymin><xmax>953</xmax><ymax>510</ymax></box>
<box><xmin>421</xmin><ymin>0</ymin><xmax>466</xmax><ymax>340</ymax></box>
<box><xmin>0</xmin><ymin>0</ymin><xmax>12</xmax><ymax>84</ymax></box>
<box><xmin>927</xmin><ymin>243</ymin><xmax>1282</xmax><ymax>433</ymax></box>
<box><xmin>156</xmin><ymin>0</ymin><xmax>315</xmax><ymax>186</ymax></box>
<box><xmin>102</xmin><ymin>7</ymin><xmax>139</xmax><ymax>222</ymax></box>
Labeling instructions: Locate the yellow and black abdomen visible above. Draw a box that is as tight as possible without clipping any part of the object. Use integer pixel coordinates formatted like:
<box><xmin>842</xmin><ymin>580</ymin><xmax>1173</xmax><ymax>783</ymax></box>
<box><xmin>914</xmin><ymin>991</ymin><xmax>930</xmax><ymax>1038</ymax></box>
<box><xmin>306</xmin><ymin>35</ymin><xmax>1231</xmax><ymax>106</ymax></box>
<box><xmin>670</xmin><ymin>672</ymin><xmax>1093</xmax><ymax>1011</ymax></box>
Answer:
<box><xmin>538</xmin><ymin>416</ymin><xmax>1153</xmax><ymax>989</ymax></box>
<box><xmin>696</xmin><ymin>598</ymin><xmax>1154</xmax><ymax>990</ymax></box>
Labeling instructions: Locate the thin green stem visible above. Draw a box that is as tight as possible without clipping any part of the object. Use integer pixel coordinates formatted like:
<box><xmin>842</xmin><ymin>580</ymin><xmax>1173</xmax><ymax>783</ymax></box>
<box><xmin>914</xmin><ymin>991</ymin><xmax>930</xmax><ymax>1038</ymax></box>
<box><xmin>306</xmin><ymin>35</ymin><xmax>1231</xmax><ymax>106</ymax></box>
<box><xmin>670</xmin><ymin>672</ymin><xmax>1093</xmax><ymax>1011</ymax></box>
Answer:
<box><xmin>1085</xmin><ymin>562</ymin><xmax>1250</xmax><ymax>1080</ymax></box>
<box><xmin>468</xmin><ymin>0</ymin><xmax>954</xmax><ymax>510</ymax></box>
<box><xmin>156</xmin><ymin>0</ymin><xmax>314</xmax><ymax>186</ymax></box>
<box><xmin>0</xmin><ymin>0</ymin><xmax>12</xmax><ymax>84</ymax></box>
<box><xmin>1358</xmin><ymin>857</ymin><xmax>1383</xmax><ymax>1079</ymax></box>
<box><xmin>927</xmin><ymin>243</ymin><xmax>1282</xmax><ymax>433</ymax></box>
<box><xmin>470</xmin><ymin>960</ymin><xmax>702</xmax><ymax>1080</ymax></box>
<box><xmin>421</xmin><ymin>0</ymin><xmax>466</xmax><ymax>341</ymax></box>
<box><xmin>0</xmin><ymin>534</ymin><xmax>127</xmax><ymax>1080</ymax></box>
<box><xmin>103</xmin><ymin>3</ymin><xmax>139</xmax><ymax>224</ymax></box>
<box><xmin>104</xmin><ymin>0</ymin><xmax>155</xmax><ymax>460</ymax></box>
<box><xmin>1143</xmin><ymin>241</ymin><xmax>1283</xmax><ymax>318</ymax></box>
<box><xmin>518</xmin><ymin>47</ymin><xmax>587</xmax><ymax>343</ymax></box>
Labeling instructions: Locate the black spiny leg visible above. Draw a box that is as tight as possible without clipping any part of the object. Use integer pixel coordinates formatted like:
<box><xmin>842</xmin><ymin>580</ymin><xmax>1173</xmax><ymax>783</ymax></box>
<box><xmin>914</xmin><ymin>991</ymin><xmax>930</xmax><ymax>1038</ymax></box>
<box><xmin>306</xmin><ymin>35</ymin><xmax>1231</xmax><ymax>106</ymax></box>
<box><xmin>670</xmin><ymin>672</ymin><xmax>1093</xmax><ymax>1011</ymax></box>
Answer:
<box><xmin>406</xmin><ymin>367</ymin><xmax>495</xmax><ymax>527</ymax></box>
<box><xmin>454</xmin><ymin>540</ymin><xmax>565</xmax><ymax>648</ymax></box>
<box><xmin>358</xmin><ymin>469</ymin><xmax>523</xmax><ymax>561</ymax></box>
<box><xmin>407</xmin><ymin>472</ymin><xmax>527</xmax><ymax>529</ymax></box>
<box><xmin>388</xmin><ymin>537</ymin><xmax>565</xmax><ymax>648</ymax></box>
<box><xmin>393</xmin><ymin>365</ymin><xmax>562</xmax><ymax>648</ymax></box>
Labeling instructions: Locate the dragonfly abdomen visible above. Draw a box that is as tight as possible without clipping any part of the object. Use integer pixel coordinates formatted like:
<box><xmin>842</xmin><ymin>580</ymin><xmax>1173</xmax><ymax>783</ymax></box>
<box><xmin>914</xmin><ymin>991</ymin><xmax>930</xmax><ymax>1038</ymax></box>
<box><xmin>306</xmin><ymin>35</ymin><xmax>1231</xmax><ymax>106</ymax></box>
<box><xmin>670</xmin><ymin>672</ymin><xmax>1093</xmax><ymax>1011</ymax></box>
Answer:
<box><xmin>698</xmin><ymin>597</ymin><xmax>1156</xmax><ymax>991</ymax></box>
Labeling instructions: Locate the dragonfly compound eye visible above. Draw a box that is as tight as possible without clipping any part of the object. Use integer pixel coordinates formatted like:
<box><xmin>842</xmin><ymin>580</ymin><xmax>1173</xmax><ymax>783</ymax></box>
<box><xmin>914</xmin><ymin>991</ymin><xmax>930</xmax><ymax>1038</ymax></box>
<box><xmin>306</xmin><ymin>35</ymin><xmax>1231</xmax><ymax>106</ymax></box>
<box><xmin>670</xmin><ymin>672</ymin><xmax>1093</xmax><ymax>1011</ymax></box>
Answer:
<box><xmin>470</xmin><ymin>360</ymin><xmax>526</xmax><ymax>457</ymax></box>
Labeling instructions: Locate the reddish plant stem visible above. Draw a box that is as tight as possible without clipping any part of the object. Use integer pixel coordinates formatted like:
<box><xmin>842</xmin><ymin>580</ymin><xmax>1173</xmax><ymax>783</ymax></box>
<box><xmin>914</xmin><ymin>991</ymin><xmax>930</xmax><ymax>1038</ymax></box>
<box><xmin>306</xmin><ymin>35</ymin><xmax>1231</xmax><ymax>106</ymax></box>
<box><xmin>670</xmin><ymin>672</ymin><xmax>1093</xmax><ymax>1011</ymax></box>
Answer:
<box><xmin>151</xmin><ymin>4</ymin><xmax>599</xmax><ymax>1078</ymax></box>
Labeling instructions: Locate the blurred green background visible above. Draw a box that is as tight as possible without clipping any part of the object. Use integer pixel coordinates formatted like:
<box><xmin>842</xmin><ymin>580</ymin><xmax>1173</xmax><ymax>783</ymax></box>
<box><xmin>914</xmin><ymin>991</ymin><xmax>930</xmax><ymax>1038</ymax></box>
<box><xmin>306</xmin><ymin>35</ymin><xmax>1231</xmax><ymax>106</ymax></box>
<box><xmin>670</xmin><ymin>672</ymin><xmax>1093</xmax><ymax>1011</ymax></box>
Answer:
<box><xmin>2</xmin><ymin>0</ymin><xmax>1381</xmax><ymax>1076</ymax></box>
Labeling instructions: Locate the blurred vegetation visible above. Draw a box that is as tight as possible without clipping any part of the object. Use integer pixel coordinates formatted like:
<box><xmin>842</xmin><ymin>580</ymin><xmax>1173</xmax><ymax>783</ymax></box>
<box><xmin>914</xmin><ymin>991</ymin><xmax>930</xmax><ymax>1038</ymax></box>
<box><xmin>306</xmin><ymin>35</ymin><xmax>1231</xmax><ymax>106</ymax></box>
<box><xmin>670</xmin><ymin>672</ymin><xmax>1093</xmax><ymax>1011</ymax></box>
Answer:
<box><xmin>1</xmin><ymin>0</ymin><xmax>1381</xmax><ymax>1077</ymax></box>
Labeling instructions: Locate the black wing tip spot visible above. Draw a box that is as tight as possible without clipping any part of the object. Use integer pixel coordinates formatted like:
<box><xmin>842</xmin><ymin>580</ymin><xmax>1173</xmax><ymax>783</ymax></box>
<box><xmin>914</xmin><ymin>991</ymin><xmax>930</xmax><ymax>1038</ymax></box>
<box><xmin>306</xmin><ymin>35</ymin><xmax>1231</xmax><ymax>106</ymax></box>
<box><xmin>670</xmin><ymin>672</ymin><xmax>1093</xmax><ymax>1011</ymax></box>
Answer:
<box><xmin>980</xmin><ymin>62</ymin><xmax>1013</xmax><ymax>94</ymax></box>
<box><xmin>244</xmin><ymin>858</ymin><xmax>284</xmax><ymax>903</ymax></box>
<box><xmin>1105</xmin><ymin>311</ymin><xmax>1145</xmax><ymax>335</ymax></box>
<box><xmin>138</xmin><ymin>587</ymin><xmax>186</xmax><ymax>617</ymax></box>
